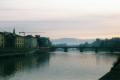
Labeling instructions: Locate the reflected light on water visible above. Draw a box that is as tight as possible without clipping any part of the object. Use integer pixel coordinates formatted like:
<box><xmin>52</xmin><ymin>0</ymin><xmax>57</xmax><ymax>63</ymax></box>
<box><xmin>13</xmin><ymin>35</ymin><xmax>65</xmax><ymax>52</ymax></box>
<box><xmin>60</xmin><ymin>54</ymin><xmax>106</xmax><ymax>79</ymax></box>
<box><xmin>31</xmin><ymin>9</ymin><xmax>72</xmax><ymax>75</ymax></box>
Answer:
<box><xmin>0</xmin><ymin>51</ymin><xmax>118</xmax><ymax>80</ymax></box>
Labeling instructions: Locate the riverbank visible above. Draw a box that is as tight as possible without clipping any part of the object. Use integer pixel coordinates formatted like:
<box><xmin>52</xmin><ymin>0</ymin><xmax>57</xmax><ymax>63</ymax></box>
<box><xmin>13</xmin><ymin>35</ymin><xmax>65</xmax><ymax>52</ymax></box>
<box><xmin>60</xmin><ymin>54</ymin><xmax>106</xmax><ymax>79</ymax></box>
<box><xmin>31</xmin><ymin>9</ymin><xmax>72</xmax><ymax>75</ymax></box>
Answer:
<box><xmin>0</xmin><ymin>47</ymin><xmax>49</xmax><ymax>57</ymax></box>
<box><xmin>99</xmin><ymin>58</ymin><xmax>120</xmax><ymax>80</ymax></box>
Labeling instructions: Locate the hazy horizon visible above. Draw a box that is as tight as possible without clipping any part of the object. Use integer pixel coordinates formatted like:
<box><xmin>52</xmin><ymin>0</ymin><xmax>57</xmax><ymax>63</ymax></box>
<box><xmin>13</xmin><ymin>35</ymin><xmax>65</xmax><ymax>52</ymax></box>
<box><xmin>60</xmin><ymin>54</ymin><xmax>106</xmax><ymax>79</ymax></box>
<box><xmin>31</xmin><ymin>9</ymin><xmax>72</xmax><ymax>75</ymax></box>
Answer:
<box><xmin>0</xmin><ymin>0</ymin><xmax>120</xmax><ymax>39</ymax></box>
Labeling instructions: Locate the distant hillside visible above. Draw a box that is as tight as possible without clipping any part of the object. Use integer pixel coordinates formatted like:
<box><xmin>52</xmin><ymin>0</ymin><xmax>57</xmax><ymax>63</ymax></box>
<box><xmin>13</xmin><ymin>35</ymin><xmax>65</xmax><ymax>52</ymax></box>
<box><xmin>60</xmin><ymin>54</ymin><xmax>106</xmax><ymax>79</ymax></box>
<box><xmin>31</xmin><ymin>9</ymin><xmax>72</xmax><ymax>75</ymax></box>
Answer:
<box><xmin>51</xmin><ymin>38</ymin><xmax>95</xmax><ymax>45</ymax></box>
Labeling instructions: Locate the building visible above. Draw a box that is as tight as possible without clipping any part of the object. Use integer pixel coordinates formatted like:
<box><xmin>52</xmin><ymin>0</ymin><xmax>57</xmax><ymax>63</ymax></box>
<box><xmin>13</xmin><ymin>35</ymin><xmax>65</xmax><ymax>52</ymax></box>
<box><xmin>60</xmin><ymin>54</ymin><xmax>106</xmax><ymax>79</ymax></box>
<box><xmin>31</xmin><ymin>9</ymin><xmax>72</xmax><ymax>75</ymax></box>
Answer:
<box><xmin>3</xmin><ymin>29</ymin><xmax>17</xmax><ymax>48</ymax></box>
<box><xmin>25</xmin><ymin>36</ymin><xmax>31</xmax><ymax>48</ymax></box>
<box><xmin>25</xmin><ymin>35</ymin><xmax>38</xmax><ymax>48</ymax></box>
<box><xmin>32</xmin><ymin>37</ymin><xmax>38</xmax><ymax>48</ymax></box>
<box><xmin>15</xmin><ymin>35</ymin><xmax>25</xmax><ymax>48</ymax></box>
<box><xmin>37</xmin><ymin>37</ymin><xmax>51</xmax><ymax>47</ymax></box>
<box><xmin>4</xmin><ymin>32</ymin><xmax>16</xmax><ymax>48</ymax></box>
<box><xmin>0</xmin><ymin>28</ymin><xmax>50</xmax><ymax>49</ymax></box>
<box><xmin>0</xmin><ymin>32</ymin><xmax>5</xmax><ymax>48</ymax></box>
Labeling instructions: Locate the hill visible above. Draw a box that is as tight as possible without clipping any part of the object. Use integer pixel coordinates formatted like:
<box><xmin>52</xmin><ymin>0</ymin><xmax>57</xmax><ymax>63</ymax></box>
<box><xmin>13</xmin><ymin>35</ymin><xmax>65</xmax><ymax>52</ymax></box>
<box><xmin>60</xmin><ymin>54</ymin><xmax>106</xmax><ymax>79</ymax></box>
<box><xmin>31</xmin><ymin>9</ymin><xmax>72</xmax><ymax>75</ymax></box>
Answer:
<box><xmin>51</xmin><ymin>38</ymin><xmax>95</xmax><ymax>45</ymax></box>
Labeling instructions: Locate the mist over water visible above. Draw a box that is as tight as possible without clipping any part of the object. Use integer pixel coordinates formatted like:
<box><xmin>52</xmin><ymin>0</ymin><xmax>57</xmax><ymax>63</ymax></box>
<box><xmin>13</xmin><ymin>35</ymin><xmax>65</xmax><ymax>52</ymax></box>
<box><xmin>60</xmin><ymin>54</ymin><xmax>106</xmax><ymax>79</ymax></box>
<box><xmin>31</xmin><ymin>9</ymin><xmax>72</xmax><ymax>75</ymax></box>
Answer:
<box><xmin>0</xmin><ymin>51</ymin><xmax>118</xmax><ymax>80</ymax></box>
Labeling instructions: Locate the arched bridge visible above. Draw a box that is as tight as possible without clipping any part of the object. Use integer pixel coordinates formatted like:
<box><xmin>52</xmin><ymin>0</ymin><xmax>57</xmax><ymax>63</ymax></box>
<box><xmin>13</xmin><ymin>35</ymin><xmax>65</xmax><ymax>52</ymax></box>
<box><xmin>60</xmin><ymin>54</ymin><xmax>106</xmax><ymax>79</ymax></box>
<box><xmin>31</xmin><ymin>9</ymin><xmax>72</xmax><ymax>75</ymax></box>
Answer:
<box><xmin>50</xmin><ymin>45</ymin><xmax>120</xmax><ymax>52</ymax></box>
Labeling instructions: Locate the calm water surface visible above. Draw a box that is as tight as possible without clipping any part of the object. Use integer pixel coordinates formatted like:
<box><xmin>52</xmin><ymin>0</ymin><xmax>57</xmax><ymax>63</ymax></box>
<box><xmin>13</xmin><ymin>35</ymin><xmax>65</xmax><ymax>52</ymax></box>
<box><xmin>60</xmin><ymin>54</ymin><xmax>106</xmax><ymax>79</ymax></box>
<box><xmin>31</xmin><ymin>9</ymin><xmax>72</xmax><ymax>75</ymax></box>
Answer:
<box><xmin>0</xmin><ymin>51</ymin><xmax>118</xmax><ymax>80</ymax></box>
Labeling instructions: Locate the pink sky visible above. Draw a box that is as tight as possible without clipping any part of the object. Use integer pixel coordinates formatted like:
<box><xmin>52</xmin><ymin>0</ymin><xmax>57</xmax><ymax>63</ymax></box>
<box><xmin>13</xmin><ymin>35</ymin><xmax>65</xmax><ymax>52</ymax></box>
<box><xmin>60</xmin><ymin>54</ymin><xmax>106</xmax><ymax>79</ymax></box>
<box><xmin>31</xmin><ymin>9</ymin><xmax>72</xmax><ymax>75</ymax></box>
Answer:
<box><xmin>0</xmin><ymin>0</ymin><xmax>120</xmax><ymax>39</ymax></box>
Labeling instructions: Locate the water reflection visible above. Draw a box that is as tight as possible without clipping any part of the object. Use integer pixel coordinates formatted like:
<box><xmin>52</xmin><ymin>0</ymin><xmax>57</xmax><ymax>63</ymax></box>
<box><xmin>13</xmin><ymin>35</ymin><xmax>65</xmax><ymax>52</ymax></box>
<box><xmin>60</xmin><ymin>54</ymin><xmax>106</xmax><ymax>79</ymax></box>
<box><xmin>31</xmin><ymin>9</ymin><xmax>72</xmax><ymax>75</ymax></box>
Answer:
<box><xmin>0</xmin><ymin>53</ymin><xmax>50</xmax><ymax>79</ymax></box>
<box><xmin>0</xmin><ymin>51</ymin><xmax>119</xmax><ymax>80</ymax></box>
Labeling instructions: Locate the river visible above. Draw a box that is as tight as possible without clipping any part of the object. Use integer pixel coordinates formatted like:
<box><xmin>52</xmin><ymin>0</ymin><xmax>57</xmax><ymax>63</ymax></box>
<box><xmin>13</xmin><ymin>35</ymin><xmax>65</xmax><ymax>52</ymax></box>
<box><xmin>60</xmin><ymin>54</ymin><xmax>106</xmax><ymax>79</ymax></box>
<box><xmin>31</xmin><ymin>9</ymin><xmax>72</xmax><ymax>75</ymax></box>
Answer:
<box><xmin>0</xmin><ymin>50</ymin><xmax>118</xmax><ymax>80</ymax></box>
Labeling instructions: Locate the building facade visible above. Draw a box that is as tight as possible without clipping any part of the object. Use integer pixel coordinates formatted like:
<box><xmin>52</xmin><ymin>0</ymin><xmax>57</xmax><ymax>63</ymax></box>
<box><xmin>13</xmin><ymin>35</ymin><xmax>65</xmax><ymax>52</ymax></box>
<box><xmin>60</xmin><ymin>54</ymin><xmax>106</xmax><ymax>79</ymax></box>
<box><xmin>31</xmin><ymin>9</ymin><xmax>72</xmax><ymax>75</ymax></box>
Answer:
<box><xmin>25</xmin><ymin>36</ymin><xmax>31</xmax><ymax>48</ymax></box>
<box><xmin>37</xmin><ymin>37</ymin><xmax>51</xmax><ymax>47</ymax></box>
<box><xmin>32</xmin><ymin>37</ymin><xmax>38</xmax><ymax>48</ymax></box>
<box><xmin>25</xmin><ymin>35</ymin><xmax>38</xmax><ymax>48</ymax></box>
<box><xmin>0</xmin><ymin>30</ymin><xmax>50</xmax><ymax>49</ymax></box>
<box><xmin>4</xmin><ymin>33</ymin><xmax>16</xmax><ymax>48</ymax></box>
<box><xmin>15</xmin><ymin>35</ymin><xmax>25</xmax><ymax>48</ymax></box>
<box><xmin>0</xmin><ymin>32</ymin><xmax>5</xmax><ymax>48</ymax></box>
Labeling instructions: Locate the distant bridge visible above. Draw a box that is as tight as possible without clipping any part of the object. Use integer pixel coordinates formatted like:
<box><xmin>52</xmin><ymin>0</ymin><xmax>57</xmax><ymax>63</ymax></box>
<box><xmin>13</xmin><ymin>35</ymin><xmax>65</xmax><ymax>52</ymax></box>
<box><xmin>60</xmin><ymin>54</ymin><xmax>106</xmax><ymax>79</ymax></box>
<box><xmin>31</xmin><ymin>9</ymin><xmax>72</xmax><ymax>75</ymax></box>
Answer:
<box><xmin>50</xmin><ymin>45</ymin><xmax>120</xmax><ymax>52</ymax></box>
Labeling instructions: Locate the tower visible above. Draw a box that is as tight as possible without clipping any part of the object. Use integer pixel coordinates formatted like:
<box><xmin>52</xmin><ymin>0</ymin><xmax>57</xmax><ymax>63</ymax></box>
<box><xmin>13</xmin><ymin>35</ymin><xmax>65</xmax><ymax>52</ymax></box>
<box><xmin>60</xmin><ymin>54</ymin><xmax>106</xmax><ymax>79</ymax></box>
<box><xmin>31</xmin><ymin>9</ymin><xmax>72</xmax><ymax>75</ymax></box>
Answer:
<box><xmin>13</xmin><ymin>28</ymin><xmax>16</xmax><ymax>35</ymax></box>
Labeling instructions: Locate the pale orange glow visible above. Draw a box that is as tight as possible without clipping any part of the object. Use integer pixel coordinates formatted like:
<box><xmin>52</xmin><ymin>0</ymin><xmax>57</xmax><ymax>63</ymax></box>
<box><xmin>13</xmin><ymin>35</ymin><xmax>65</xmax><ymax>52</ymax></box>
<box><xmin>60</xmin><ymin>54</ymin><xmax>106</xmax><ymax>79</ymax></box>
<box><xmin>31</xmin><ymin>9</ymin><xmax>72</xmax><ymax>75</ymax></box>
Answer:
<box><xmin>44</xmin><ymin>30</ymin><xmax>120</xmax><ymax>39</ymax></box>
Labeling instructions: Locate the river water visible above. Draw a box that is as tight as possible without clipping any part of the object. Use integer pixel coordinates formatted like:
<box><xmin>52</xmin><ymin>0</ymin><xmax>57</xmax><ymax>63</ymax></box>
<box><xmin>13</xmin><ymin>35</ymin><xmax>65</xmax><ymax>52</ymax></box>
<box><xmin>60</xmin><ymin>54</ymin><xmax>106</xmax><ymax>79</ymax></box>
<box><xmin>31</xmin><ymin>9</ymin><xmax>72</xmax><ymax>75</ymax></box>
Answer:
<box><xmin>0</xmin><ymin>50</ymin><xmax>118</xmax><ymax>80</ymax></box>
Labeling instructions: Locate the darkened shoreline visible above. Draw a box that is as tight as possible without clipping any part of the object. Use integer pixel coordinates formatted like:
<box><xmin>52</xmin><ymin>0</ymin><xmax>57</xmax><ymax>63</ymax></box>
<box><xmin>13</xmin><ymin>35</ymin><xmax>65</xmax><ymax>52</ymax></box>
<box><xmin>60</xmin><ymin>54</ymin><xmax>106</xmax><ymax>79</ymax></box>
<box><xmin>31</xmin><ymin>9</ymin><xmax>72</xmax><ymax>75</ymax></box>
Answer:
<box><xmin>99</xmin><ymin>56</ymin><xmax>120</xmax><ymax>80</ymax></box>
<box><xmin>0</xmin><ymin>48</ymin><xmax>50</xmax><ymax>57</ymax></box>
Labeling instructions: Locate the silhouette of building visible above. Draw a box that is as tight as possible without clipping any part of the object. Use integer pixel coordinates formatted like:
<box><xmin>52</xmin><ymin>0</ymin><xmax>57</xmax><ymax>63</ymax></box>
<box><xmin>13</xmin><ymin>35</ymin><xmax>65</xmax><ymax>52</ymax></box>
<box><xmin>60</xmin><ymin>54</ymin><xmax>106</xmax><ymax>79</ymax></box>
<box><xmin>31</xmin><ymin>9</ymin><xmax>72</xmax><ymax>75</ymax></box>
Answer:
<box><xmin>4</xmin><ymin>32</ymin><xmax>16</xmax><ymax>48</ymax></box>
<box><xmin>0</xmin><ymin>32</ymin><xmax>5</xmax><ymax>48</ymax></box>
<box><xmin>25</xmin><ymin>35</ymin><xmax>38</xmax><ymax>48</ymax></box>
<box><xmin>37</xmin><ymin>37</ymin><xmax>51</xmax><ymax>47</ymax></box>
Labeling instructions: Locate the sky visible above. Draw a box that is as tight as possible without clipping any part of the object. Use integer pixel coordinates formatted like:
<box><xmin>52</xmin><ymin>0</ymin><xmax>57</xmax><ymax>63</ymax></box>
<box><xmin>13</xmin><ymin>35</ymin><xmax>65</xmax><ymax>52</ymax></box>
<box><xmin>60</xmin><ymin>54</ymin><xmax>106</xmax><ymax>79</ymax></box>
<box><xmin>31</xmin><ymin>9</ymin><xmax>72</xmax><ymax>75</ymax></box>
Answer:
<box><xmin>0</xmin><ymin>0</ymin><xmax>120</xmax><ymax>39</ymax></box>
